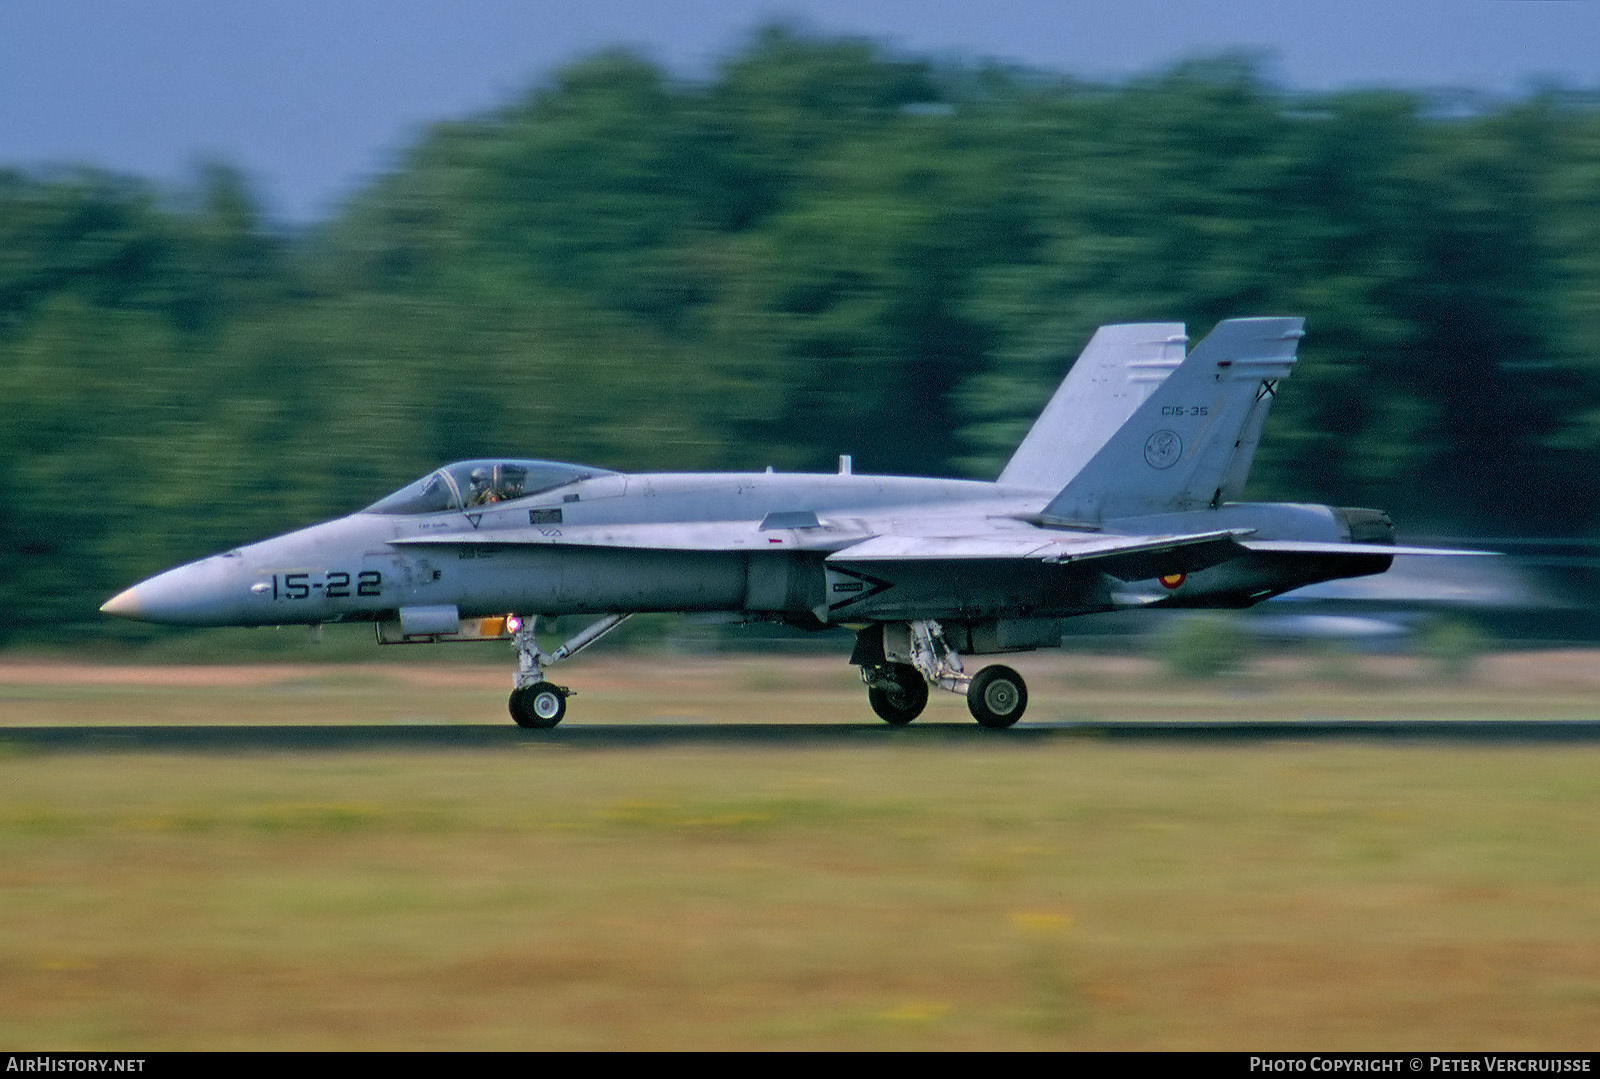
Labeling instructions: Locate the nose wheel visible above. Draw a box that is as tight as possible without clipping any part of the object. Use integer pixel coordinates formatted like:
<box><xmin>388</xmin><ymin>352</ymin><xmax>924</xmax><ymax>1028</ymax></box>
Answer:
<box><xmin>510</xmin><ymin>682</ymin><xmax>569</xmax><ymax>728</ymax></box>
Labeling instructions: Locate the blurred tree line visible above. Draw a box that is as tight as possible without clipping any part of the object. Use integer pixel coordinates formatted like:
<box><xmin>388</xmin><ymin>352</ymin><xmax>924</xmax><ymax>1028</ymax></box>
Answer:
<box><xmin>5</xmin><ymin>28</ymin><xmax>1600</xmax><ymax>641</ymax></box>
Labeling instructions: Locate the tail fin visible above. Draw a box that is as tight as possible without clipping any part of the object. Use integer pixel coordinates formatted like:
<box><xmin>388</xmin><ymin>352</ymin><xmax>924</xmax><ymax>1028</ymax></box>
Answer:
<box><xmin>1041</xmin><ymin>317</ymin><xmax>1303</xmax><ymax>524</ymax></box>
<box><xmin>998</xmin><ymin>322</ymin><xmax>1187</xmax><ymax>490</ymax></box>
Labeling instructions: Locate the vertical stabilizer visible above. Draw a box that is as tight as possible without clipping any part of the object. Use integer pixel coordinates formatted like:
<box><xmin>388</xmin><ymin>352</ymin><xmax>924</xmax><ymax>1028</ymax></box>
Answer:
<box><xmin>998</xmin><ymin>323</ymin><xmax>1187</xmax><ymax>490</ymax></box>
<box><xmin>1041</xmin><ymin>317</ymin><xmax>1303</xmax><ymax>524</ymax></box>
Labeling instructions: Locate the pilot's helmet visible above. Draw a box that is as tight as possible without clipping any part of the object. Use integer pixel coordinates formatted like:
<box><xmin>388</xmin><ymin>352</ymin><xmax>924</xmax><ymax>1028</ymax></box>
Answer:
<box><xmin>468</xmin><ymin>467</ymin><xmax>492</xmax><ymax>493</ymax></box>
<box><xmin>499</xmin><ymin>466</ymin><xmax>527</xmax><ymax>499</ymax></box>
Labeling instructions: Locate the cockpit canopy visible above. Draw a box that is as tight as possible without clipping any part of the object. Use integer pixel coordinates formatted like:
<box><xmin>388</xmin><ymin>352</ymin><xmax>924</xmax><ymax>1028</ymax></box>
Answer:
<box><xmin>365</xmin><ymin>459</ymin><xmax>615</xmax><ymax>515</ymax></box>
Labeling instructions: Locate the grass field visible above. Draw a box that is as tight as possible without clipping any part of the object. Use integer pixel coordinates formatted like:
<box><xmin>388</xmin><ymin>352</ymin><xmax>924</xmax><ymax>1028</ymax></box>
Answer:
<box><xmin>1</xmin><ymin>649</ymin><xmax>1598</xmax><ymax>1050</ymax></box>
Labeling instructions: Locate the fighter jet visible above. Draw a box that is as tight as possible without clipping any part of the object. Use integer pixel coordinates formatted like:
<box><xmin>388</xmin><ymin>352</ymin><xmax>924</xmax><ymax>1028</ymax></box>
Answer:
<box><xmin>101</xmin><ymin>317</ymin><xmax>1481</xmax><ymax>728</ymax></box>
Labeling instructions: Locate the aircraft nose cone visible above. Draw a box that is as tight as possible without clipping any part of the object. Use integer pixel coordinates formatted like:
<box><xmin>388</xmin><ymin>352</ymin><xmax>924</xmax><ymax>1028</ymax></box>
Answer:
<box><xmin>100</xmin><ymin>588</ymin><xmax>141</xmax><ymax>619</ymax></box>
<box><xmin>100</xmin><ymin>556</ymin><xmax>258</xmax><ymax>626</ymax></box>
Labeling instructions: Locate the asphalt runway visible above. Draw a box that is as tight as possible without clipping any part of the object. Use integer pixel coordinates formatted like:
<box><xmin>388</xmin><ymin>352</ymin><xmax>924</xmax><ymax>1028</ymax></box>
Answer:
<box><xmin>3</xmin><ymin>719</ymin><xmax>1600</xmax><ymax>752</ymax></box>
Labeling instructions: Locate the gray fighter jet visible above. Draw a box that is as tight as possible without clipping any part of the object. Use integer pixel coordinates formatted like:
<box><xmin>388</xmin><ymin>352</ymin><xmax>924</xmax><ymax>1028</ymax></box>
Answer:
<box><xmin>101</xmin><ymin>317</ymin><xmax>1479</xmax><ymax>728</ymax></box>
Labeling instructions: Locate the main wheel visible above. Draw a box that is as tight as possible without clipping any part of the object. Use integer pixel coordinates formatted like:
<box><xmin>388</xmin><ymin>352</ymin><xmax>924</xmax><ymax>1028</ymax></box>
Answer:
<box><xmin>867</xmin><ymin>663</ymin><xmax>928</xmax><ymax>725</ymax></box>
<box><xmin>967</xmin><ymin>665</ymin><xmax>1027</xmax><ymax>728</ymax></box>
<box><xmin>510</xmin><ymin>682</ymin><xmax>568</xmax><ymax>728</ymax></box>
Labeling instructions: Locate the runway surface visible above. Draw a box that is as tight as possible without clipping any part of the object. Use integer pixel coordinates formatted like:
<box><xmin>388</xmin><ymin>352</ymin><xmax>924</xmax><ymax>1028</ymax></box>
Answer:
<box><xmin>4</xmin><ymin>719</ymin><xmax>1600</xmax><ymax>752</ymax></box>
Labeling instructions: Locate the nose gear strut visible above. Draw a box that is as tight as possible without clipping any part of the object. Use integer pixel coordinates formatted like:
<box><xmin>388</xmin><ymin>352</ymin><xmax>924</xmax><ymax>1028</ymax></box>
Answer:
<box><xmin>508</xmin><ymin>613</ymin><xmax>632</xmax><ymax>727</ymax></box>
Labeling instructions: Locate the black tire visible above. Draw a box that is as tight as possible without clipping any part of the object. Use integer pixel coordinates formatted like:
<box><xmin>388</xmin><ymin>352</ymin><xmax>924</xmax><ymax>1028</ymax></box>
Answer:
<box><xmin>867</xmin><ymin>663</ymin><xmax>928</xmax><ymax>725</ymax></box>
<box><xmin>967</xmin><ymin>665</ymin><xmax>1027</xmax><ymax>728</ymax></box>
<box><xmin>510</xmin><ymin>682</ymin><xmax>567</xmax><ymax>728</ymax></box>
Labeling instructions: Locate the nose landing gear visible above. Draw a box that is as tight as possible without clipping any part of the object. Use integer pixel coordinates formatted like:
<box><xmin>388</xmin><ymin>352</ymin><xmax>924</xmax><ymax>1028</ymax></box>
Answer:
<box><xmin>510</xmin><ymin>681</ymin><xmax>568</xmax><ymax>728</ymax></box>
<box><xmin>508</xmin><ymin>613</ymin><xmax>631</xmax><ymax>728</ymax></box>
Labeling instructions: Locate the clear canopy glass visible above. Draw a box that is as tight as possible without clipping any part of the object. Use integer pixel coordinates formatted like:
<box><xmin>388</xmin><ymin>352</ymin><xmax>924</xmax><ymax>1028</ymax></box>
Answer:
<box><xmin>364</xmin><ymin>459</ymin><xmax>614</xmax><ymax>515</ymax></box>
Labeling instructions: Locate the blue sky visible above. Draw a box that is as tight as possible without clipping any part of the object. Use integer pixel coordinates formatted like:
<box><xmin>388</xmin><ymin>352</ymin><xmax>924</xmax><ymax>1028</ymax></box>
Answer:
<box><xmin>2</xmin><ymin>1</ymin><xmax>1597</xmax><ymax>222</ymax></box>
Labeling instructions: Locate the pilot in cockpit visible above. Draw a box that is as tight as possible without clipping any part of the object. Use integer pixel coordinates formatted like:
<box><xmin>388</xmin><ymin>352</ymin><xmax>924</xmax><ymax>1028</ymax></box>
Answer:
<box><xmin>497</xmin><ymin>467</ymin><xmax>526</xmax><ymax>502</ymax></box>
<box><xmin>466</xmin><ymin>464</ymin><xmax>528</xmax><ymax>506</ymax></box>
<box><xmin>467</xmin><ymin>468</ymin><xmax>497</xmax><ymax>506</ymax></box>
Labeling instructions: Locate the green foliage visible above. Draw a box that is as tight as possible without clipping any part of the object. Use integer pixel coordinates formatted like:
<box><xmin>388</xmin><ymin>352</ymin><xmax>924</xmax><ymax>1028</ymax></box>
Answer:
<box><xmin>6</xmin><ymin>31</ymin><xmax>1600</xmax><ymax>641</ymax></box>
<box><xmin>1414</xmin><ymin>617</ymin><xmax>1489</xmax><ymax>679</ymax></box>
<box><xmin>1153</xmin><ymin>614</ymin><xmax>1251</xmax><ymax>680</ymax></box>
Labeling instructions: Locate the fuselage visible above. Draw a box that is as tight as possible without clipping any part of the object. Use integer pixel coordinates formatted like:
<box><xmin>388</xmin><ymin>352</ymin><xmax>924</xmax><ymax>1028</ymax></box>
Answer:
<box><xmin>102</xmin><ymin>470</ymin><xmax>1042</xmax><ymax>627</ymax></box>
<box><xmin>102</xmin><ymin>463</ymin><xmax>1379</xmax><ymax>633</ymax></box>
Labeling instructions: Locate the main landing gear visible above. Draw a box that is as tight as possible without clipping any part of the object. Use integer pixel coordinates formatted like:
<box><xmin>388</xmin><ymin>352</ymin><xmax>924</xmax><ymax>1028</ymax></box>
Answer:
<box><xmin>865</xmin><ymin>663</ymin><xmax>928</xmax><ymax>725</ymax></box>
<box><xmin>966</xmin><ymin>664</ymin><xmax>1028</xmax><ymax>728</ymax></box>
<box><xmin>508</xmin><ymin>614</ymin><xmax>632</xmax><ymax>728</ymax></box>
<box><xmin>855</xmin><ymin>620</ymin><xmax>1029</xmax><ymax>728</ymax></box>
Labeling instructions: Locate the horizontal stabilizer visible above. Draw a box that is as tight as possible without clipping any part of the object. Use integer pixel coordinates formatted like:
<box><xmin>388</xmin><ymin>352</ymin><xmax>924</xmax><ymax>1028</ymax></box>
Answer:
<box><xmin>1240</xmin><ymin>541</ymin><xmax>1499</xmax><ymax>558</ymax></box>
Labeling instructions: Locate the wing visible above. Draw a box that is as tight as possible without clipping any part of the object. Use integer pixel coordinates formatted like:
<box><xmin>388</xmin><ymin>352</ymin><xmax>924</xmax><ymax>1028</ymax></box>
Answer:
<box><xmin>829</xmin><ymin>527</ymin><xmax>1254</xmax><ymax>580</ymax></box>
<box><xmin>392</xmin><ymin>513</ymin><xmax>1260</xmax><ymax>577</ymax></box>
<box><xmin>818</xmin><ymin>528</ymin><xmax>1496</xmax><ymax>622</ymax></box>
<box><xmin>801</xmin><ymin>522</ymin><xmax>1261</xmax><ymax>622</ymax></box>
